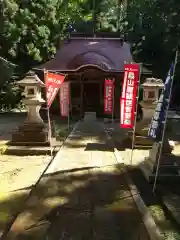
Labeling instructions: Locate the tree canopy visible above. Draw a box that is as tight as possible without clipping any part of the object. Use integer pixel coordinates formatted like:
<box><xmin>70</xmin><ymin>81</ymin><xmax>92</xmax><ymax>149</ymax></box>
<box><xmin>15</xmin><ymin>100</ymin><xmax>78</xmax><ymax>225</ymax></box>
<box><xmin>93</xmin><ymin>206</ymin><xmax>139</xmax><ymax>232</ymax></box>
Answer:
<box><xmin>1</xmin><ymin>0</ymin><xmax>180</xmax><ymax>109</ymax></box>
<box><xmin>1</xmin><ymin>0</ymin><xmax>180</xmax><ymax>72</ymax></box>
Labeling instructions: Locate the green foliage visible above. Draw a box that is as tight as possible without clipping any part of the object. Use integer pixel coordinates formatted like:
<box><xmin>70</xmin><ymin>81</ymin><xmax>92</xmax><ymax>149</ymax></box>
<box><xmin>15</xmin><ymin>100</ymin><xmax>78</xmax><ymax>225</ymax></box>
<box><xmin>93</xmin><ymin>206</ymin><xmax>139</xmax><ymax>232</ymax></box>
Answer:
<box><xmin>1</xmin><ymin>0</ymin><xmax>180</xmax><ymax>74</ymax></box>
<box><xmin>0</xmin><ymin>0</ymin><xmax>82</xmax><ymax>69</ymax></box>
<box><xmin>126</xmin><ymin>0</ymin><xmax>180</xmax><ymax>77</ymax></box>
<box><xmin>0</xmin><ymin>57</ymin><xmax>21</xmax><ymax>111</ymax></box>
<box><xmin>1</xmin><ymin>0</ymin><xmax>180</xmax><ymax>109</ymax></box>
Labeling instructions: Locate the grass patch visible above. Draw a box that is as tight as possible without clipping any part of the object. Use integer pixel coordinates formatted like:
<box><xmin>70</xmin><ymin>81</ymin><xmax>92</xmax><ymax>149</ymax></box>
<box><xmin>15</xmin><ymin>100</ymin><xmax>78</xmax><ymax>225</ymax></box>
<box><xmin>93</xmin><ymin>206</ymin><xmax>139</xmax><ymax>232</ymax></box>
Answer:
<box><xmin>0</xmin><ymin>191</ymin><xmax>29</xmax><ymax>233</ymax></box>
<box><xmin>129</xmin><ymin>168</ymin><xmax>180</xmax><ymax>240</ymax></box>
<box><xmin>53</xmin><ymin>119</ymin><xmax>75</xmax><ymax>141</ymax></box>
<box><xmin>149</xmin><ymin>204</ymin><xmax>180</xmax><ymax>240</ymax></box>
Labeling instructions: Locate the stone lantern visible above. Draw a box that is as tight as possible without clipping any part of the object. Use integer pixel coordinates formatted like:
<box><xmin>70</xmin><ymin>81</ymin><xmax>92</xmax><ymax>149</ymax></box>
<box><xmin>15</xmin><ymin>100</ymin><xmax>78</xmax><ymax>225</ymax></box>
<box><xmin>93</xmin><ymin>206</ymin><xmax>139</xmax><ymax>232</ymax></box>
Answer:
<box><xmin>140</xmin><ymin>78</ymin><xmax>164</xmax><ymax>119</ymax></box>
<box><xmin>135</xmin><ymin>78</ymin><xmax>164</xmax><ymax>145</ymax></box>
<box><xmin>11</xmin><ymin>71</ymin><xmax>49</xmax><ymax>145</ymax></box>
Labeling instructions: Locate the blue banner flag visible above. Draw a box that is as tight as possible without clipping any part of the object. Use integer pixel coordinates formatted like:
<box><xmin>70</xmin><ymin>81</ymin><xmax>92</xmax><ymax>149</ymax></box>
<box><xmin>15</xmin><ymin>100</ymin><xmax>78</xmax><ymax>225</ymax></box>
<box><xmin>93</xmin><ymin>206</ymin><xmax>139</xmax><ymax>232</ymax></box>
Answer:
<box><xmin>148</xmin><ymin>63</ymin><xmax>175</xmax><ymax>140</ymax></box>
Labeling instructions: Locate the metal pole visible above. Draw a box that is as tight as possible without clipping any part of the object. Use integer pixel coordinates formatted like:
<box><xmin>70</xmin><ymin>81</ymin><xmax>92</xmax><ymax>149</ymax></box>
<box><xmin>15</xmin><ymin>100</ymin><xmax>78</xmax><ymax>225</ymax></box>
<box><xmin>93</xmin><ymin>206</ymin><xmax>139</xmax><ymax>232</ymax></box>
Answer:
<box><xmin>68</xmin><ymin>105</ymin><xmax>70</xmax><ymax>132</ymax></box>
<box><xmin>47</xmin><ymin>108</ymin><xmax>52</xmax><ymax>142</ymax></box>
<box><xmin>112</xmin><ymin>79</ymin><xmax>115</xmax><ymax>124</ymax></box>
<box><xmin>130</xmin><ymin>63</ymin><xmax>142</xmax><ymax>165</ymax></box>
<box><xmin>67</xmin><ymin>82</ymin><xmax>69</xmax><ymax>133</ymax></box>
<box><xmin>153</xmin><ymin>48</ymin><xmax>179</xmax><ymax>192</ymax></box>
<box><xmin>44</xmin><ymin>69</ymin><xmax>53</xmax><ymax>157</ymax></box>
<box><xmin>68</xmin><ymin>82</ymin><xmax>71</xmax><ymax>132</ymax></box>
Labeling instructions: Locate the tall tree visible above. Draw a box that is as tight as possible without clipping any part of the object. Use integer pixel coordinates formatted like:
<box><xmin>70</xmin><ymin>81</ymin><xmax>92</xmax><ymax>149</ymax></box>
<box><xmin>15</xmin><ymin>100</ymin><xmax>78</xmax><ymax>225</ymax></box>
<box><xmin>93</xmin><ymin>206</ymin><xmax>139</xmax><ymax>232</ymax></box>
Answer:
<box><xmin>0</xmin><ymin>0</ymin><xmax>82</xmax><ymax>70</ymax></box>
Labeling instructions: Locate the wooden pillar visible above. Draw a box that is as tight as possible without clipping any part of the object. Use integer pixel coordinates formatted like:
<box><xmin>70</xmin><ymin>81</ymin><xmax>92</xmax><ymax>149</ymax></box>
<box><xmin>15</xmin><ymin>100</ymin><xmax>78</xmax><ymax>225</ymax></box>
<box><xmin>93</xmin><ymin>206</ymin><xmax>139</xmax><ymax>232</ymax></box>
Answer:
<box><xmin>100</xmin><ymin>81</ymin><xmax>103</xmax><ymax>101</ymax></box>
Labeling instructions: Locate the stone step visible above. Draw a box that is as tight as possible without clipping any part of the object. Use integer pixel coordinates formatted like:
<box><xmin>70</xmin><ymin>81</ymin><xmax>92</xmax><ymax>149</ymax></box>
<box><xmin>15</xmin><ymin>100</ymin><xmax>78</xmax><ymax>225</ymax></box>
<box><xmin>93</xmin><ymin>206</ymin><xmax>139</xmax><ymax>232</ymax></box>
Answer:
<box><xmin>84</xmin><ymin>112</ymin><xmax>97</xmax><ymax>121</ymax></box>
<box><xmin>163</xmin><ymin>194</ymin><xmax>180</xmax><ymax>225</ymax></box>
<box><xmin>5</xmin><ymin>144</ymin><xmax>60</xmax><ymax>156</ymax></box>
<box><xmin>139</xmin><ymin>161</ymin><xmax>152</xmax><ymax>182</ymax></box>
<box><xmin>134</xmin><ymin>135</ymin><xmax>154</xmax><ymax>146</ymax></box>
<box><xmin>139</xmin><ymin>161</ymin><xmax>180</xmax><ymax>183</ymax></box>
<box><xmin>156</xmin><ymin>185</ymin><xmax>180</xmax><ymax>227</ymax></box>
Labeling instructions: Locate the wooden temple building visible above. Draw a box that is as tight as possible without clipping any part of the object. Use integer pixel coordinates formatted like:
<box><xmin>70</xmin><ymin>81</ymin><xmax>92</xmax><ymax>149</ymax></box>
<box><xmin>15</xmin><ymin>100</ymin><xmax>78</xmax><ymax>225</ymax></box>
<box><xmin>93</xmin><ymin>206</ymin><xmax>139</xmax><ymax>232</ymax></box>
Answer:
<box><xmin>36</xmin><ymin>32</ymin><xmax>152</xmax><ymax>118</ymax></box>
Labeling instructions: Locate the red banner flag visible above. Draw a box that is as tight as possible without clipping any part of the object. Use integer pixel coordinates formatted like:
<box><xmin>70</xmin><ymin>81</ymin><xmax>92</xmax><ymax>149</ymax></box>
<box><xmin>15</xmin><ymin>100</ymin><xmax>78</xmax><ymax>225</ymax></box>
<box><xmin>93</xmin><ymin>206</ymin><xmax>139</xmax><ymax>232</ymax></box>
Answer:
<box><xmin>60</xmin><ymin>82</ymin><xmax>70</xmax><ymax>117</ymax></box>
<box><xmin>45</xmin><ymin>71</ymin><xmax>65</xmax><ymax>108</ymax></box>
<box><xmin>104</xmin><ymin>79</ymin><xmax>114</xmax><ymax>114</ymax></box>
<box><xmin>120</xmin><ymin>64</ymin><xmax>140</xmax><ymax>128</ymax></box>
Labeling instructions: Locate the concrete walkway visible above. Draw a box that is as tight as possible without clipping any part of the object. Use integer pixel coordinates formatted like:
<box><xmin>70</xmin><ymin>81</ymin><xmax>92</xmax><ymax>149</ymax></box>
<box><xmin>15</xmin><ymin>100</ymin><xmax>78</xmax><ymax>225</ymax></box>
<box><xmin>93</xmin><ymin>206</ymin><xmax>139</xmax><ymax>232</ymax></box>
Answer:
<box><xmin>4</xmin><ymin>120</ymin><xmax>149</xmax><ymax>240</ymax></box>
<box><xmin>46</xmin><ymin>121</ymin><xmax>116</xmax><ymax>173</ymax></box>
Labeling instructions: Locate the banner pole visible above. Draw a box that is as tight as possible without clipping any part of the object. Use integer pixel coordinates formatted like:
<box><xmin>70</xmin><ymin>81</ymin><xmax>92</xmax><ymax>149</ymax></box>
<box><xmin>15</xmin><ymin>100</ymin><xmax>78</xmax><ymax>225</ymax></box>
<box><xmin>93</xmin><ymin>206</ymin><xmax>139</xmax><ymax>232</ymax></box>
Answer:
<box><xmin>68</xmin><ymin>82</ymin><xmax>71</xmax><ymax>132</ymax></box>
<box><xmin>130</xmin><ymin>63</ymin><xmax>142</xmax><ymax>165</ymax></box>
<box><xmin>68</xmin><ymin>105</ymin><xmax>70</xmax><ymax>132</ymax></box>
<box><xmin>153</xmin><ymin>48</ymin><xmax>179</xmax><ymax>193</ymax></box>
<box><xmin>44</xmin><ymin>69</ymin><xmax>53</xmax><ymax>156</ymax></box>
<box><xmin>112</xmin><ymin>79</ymin><xmax>115</xmax><ymax>124</ymax></box>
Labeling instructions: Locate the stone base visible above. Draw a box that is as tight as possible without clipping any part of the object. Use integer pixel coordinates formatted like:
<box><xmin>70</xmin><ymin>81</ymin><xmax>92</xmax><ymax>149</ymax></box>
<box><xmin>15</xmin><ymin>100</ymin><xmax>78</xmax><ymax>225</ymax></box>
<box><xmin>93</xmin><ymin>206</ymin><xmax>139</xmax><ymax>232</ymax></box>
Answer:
<box><xmin>134</xmin><ymin>135</ymin><xmax>153</xmax><ymax>146</ymax></box>
<box><xmin>8</xmin><ymin>141</ymin><xmax>50</xmax><ymax>147</ymax></box>
<box><xmin>5</xmin><ymin>138</ymin><xmax>62</xmax><ymax>156</ymax></box>
<box><xmin>5</xmin><ymin>146</ymin><xmax>58</xmax><ymax>156</ymax></box>
<box><xmin>140</xmin><ymin>154</ymin><xmax>180</xmax><ymax>183</ymax></box>
<box><xmin>134</xmin><ymin>120</ymin><xmax>154</xmax><ymax>146</ymax></box>
<box><xmin>84</xmin><ymin>112</ymin><xmax>97</xmax><ymax>121</ymax></box>
<box><xmin>162</xmin><ymin>193</ymin><xmax>180</xmax><ymax>226</ymax></box>
<box><xmin>11</xmin><ymin>122</ymin><xmax>49</xmax><ymax>144</ymax></box>
<box><xmin>122</xmin><ymin>134</ymin><xmax>153</xmax><ymax>148</ymax></box>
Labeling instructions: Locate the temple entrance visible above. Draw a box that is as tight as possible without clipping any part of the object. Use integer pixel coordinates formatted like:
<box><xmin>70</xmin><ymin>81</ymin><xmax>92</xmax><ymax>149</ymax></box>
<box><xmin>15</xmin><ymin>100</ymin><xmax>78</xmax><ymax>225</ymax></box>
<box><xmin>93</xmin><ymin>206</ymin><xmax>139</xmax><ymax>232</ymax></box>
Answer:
<box><xmin>83</xmin><ymin>82</ymin><xmax>100</xmax><ymax>112</ymax></box>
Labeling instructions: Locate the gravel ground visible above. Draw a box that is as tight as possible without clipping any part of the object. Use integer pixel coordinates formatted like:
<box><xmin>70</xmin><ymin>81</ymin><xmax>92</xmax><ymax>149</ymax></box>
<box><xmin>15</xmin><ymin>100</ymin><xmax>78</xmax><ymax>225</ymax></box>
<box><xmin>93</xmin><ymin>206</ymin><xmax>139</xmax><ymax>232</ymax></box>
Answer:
<box><xmin>0</xmin><ymin>113</ymin><xmax>74</xmax><ymax>237</ymax></box>
<box><xmin>0</xmin><ymin>155</ymin><xmax>51</xmax><ymax>193</ymax></box>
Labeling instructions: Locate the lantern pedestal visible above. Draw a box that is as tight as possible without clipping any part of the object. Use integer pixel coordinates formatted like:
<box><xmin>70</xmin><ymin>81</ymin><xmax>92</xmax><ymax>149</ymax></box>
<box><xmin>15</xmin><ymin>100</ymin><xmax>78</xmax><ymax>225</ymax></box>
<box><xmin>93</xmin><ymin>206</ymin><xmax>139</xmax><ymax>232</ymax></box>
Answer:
<box><xmin>122</xmin><ymin>78</ymin><xmax>165</xmax><ymax>147</ymax></box>
<box><xmin>134</xmin><ymin>78</ymin><xmax>165</xmax><ymax>146</ymax></box>
<box><xmin>11</xmin><ymin>99</ymin><xmax>49</xmax><ymax>145</ymax></box>
<box><xmin>6</xmin><ymin>71</ymin><xmax>58</xmax><ymax>155</ymax></box>
<box><xmin>134</xmin><ymin>100</ymin><xmax>157</xmax><ymax>146</ymax></box>
<box><xmin>139</xmin><ymin>139</ymin><xmax>176</xmax><ymax>182</ymax></box>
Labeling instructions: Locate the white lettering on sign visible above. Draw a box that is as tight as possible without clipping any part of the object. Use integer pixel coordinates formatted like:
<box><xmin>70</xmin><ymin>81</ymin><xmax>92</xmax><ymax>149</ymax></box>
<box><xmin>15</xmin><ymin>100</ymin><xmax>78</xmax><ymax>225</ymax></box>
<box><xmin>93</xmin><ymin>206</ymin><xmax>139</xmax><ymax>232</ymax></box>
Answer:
<box><xmin>48</xmin><ymin>77</ymin><xmax>63</xmax><ymax>85</ymax></box>
<box><xmin>127</xmin><ymin>79</ymin><xmax>134</xmax><ymax>86</ymax></box>
<box><xmin>48</xmin><ymin>87</ymin><xmax>58</xmax><ymax>105</ymax></box>
<box><xmin>154</xmin><ymin>111</ymin><xmax>160</xmax><ymax>121</ymax></box>
<box><xmin>128</xmin><ymin>71</ymin><xmax>135</xmax><ymax>80</ymax></box>
<box><xmin>125</xmin><ymin>100</ymin><xmax>133</xmax><ymax>107</ymax></box>
<box><xmin>125</xmin><ymin>106</ymin><xmax>132</xmax><ymax>113</ymax></box>
<box><xmin>125</xmin><ymin>92</ymin><xmax>133</xmax><ymax>100</ymax></box>
<box><xmin>47</xmin><ymin>85</ymin><xmax>54</xmax><ymax>99</ymax></box>
<box><xmin>104</xmin><ymin>80</ymin><xmax>113</xmax><ymax>113</ymax></box>
<box><xmin>124</xmin><ymin>112</ymin><xmax>131</xmax><ymax>119</ymax></box>
<box><xmin>149</xmin><ymin>128</ymin><xmax>156</xmax><ymax>138</ymax></box>
<box><xmin>121</xmin><ymin>64</ymin><xmax>140</xmax><ymax>128</ymax></box>
<box><xmin>126</xmin><ymin>86</ymin><xmax>134</xmax><ymax>93</ymax></box>
<box><xmin>124</xmin><ymin>119</ymin><xmax>131</xmax><ymax>125</ymax></box>
<box><xmin>151</xmin><ymin>120</ymin><xmax>158</xmax><ymax>129</ymax></box>
<box><xmin>156</xmin><ymin>101</ymin><xmax>163</xmax><ymax>111</ymax></box>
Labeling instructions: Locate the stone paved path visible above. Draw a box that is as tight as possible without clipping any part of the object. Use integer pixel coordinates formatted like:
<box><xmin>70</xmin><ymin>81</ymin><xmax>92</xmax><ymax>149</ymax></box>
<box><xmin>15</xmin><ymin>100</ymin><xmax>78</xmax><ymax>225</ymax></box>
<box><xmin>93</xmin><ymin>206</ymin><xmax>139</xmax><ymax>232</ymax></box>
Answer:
<box><xmin>5</xmin><ymin>120</ymin><xmax>149</xmax><ymax>240</ymax></box>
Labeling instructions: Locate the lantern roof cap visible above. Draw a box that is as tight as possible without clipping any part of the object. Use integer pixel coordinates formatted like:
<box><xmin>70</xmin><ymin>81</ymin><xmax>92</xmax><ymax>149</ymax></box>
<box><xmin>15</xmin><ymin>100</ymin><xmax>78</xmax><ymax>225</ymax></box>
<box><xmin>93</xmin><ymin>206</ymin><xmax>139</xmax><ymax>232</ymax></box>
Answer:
<box><xmin>142</xmin><ymin>78</ymin><xmax>164</xmax><ymax>87</ymax></box>
<box><xmin>17</xmin><ymin>71</ymin><xmax>45</xmax><ymax>87</ymax></box>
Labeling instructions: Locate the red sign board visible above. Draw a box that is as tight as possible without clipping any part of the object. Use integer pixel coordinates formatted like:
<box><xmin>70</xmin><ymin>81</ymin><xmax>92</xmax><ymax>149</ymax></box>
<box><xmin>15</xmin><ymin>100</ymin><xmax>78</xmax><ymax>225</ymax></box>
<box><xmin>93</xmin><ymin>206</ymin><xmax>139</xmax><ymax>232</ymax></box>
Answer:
<box><xmin>45</xmin><ymin>72</ymin><xmax>65</xmax><ymax>108</ymax></box>
<box><xmin>60</xmin><ymin>82</ymin><xmax>69</xmax><ymax>117</ymax></box>
<box><xmin>104</xmin><ymin>79</ymin><xmax>114</xmax><ymax>114</ymax></box>
<box><xmin>120</xmin><ymin>64</ymin><xmax>140</xmax><ymax>128</ymax></box>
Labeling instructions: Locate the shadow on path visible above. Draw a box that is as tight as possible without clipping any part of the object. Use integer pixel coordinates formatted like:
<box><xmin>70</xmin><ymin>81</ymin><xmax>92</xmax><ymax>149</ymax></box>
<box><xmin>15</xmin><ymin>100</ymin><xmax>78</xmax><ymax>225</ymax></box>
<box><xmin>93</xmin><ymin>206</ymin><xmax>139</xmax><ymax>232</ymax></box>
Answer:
<box><xmin>1</xmin><ymin>166</ymin><xmax>149</xmax><ymax>240</ymax></box>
